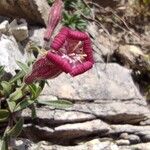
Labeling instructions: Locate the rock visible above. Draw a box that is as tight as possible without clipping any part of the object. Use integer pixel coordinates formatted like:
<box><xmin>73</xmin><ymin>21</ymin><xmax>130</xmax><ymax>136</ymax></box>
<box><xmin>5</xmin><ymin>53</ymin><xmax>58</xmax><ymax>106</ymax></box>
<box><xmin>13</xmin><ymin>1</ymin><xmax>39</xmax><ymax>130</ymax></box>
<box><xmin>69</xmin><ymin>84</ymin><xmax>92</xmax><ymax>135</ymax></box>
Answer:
<box><xmin>42</xmin><ymin>63</ymin><xmax>142</xmax><ymax>100</ymax></box>
<box><xmin>54</xmin><ymin>119</ymin><xmax>111</xmax><ymax>140</ymax></box>
<box><xmin>119</xmin><ymin>133</ymin><xmax>140</xmax><ymax>144</ymax></box>
<box><xmin>22</xmin><ymin>119</ymin><xmax>111</xmax><ymax>142</ymax></box>
<box><xmin>12</xmin><ymin>138</ymin><xmax>119</xmax><ymax>150</ymax></box>
<box><xmin>87</xmin><ymin>23</ymin><xmax>118</xmax><ymax>62</ymax></box>
<box><xmin>0</xmin><ymin>20</ymin><xmax>9</xmax><ymax>34</ymax></box>
<box><xmin>140</xmin><ymin>117</ymin><xmax>150</xmax><ymax>125</ymax></box>
<box><xmin>41</xmin><ymin>63</ymin><xmax>149</xmax><ymax>124</ymax></box>
<box><xmin>0</xmin><ymin>0</ymin><xmax>50</xmax><ymax>25</ymax></box>
<box><xmin>142</xmin><ymin>135</ymin><xmax>150</xmax><ymax>142</ymax></box>
<box><xmin>116</xmin><ymin>139</ymin><xmax>130</xmax><ymax>146</ymax></box>
<box><xmin>22</xmin><ymin>106</ymin><xmax>96</xmax><ymax>125</ymax></box>
<box><xmin>131</xmin><ymin>142</ymin><xmax>150</xmax><ymax>150</ymax></box>
<box><xmin>116</xmin><ymin>45</ymin><xmax>150</xmax><ymax>72</ymax></box>
<box><xmin>110</xmin><ymin>124</ymin><xmax>150</xmax><ymax>142</ymax></box>
<box><xmin>28</xmin><ymin>27</ymin><xmax>46</xmax><ymax>47</ymax></box>
<box><xmin>28</xmin><ymin>23</ymin><xmax>62</xmax><ymax>48</ymax></box>
<box><xmin>9</xmin><ymin>19</ymin><xmax>29</xmax><ymax>42</ymax></box>
<box><xmin>0</xmin><ymin>34</ymin><xmax>28</xmax><ymax>74</ymax></box>
<box><xmin>119</xmin><ymin>133</ymin><xmax>129</xmax><ymax>139</ymax></box>
<box><xmin>128</xmin><ymin>134</ymin><xmax>141</xmax><ymax>144</ymax></box>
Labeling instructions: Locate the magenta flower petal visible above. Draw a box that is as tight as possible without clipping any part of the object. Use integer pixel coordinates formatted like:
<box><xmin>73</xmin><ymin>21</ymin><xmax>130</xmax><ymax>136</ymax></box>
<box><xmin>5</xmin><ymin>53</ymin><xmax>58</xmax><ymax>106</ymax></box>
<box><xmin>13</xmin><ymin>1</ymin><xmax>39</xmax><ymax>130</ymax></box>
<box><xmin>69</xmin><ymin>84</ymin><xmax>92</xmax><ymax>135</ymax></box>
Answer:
<box><xmin>46</xmin><ymin>51</ymin><xmax>72</xmax><ymax>73</ymax></box>
<box><xmin>24</xmin><ymin>55</ymin><xmax>62</xmax><ymax>84</ymax></box>
<box><xmin>83</xmin><ymin>39</ymin><xmax>94</xmax><ymax>63</ymax></box>
<box><xmin>44</xmin><ymin>0</ymin><xmax>63</xmax><ymax>41</ymax></box>
<box><xmin>51</xmin><ymin>27</ymin><xmax>69</xmax><ymax>50</ymax></box>
<box><xmin>68</xmin><ymin>29</ymin><xmax>89</xmax><ymax>40</ymax></box>
<box><xmin>48</xmin><ymin>27</ymin><xmax>94</xmax><ymax>76</ymax></box>
<box><xmin>70</xmin><ymin>61</ymin><xmax>93</xmax><ymax>76</ymax></box>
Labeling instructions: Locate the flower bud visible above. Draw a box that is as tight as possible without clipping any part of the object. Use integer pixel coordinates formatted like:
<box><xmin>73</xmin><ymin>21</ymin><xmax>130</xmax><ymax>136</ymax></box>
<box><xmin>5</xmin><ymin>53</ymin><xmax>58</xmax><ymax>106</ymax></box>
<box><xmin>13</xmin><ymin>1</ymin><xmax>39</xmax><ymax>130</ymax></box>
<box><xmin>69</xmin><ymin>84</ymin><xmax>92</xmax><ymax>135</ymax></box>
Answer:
<box><xmin>44</xmin><ymin>0</ymin><xmax>63</xmax><ymax>41</ymax></box>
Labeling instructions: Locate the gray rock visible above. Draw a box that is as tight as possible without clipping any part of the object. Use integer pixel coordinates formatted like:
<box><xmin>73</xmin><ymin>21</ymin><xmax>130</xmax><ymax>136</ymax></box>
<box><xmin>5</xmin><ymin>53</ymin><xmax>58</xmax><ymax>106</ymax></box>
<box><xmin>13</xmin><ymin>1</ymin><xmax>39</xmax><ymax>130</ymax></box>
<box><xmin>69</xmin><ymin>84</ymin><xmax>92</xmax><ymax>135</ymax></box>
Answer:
<box><xmin>28</xmin><ymin>27</ymin><xmax>46</xmax><ymax>47</ymax></box>
<box><xmin>0</xmin><ymin>34</ymin><xmax>28</xmax><ymax>74</ymax></box>
<box><xmin>119</xmin><ymin>133</ymin><xmax>140</xmax><ymax>144</ymax></box>
<box><xmin>28</xmin><ymin>23</ymin><xmax>62</xmax><ymax>48</ymax></box>
<box><xmin>41</xmin><ymin>63</ymin><xmax>149</xmax><ymax>124</ymax></box>
<box><xmin>9</xmin><ymin>19</ymin><xmax>29</xmax><ymax>42</ymax></box>
<box><xmin>131</xmin><ymin>142</ymin><xmax>150</xmax><ymax>150</ymax></box>
<box><xmin>54</xmin><ymin>119</ymin><xmax>111</xmax><ymax>140</ymax></box>
<box><xmin>116</xmin><ymin>139</ymin><xmax>130</xmax><ymax>146</ymax></box>
<box><xmin>0</xmin><ymin>0</ymin><xmax>50</xmax><ymax>25</ymax></box>
<box><xmin>87</xmin><ymin>23</ymin><xmax>118</xmax><ymax>62</ymax></box>
<box><xmin>142</xmin><ymin>135</ymin><xmax>150</xmax><ymax>142</ymax></box>
<box><xmin>42</xmin><ymin>63</ymin><xmax>142</xmax><ymax>100</ymax></box>
<box><xmin>110</xmin><ymin>124</ymin><xmax>150</xmax><ymax>141</ymax></box>
<box><xmin>0</xmin><ymin>20</ymin><xmax>9</xmax><ymax>34</ymax></box>
<box><xmin>128</xmin><ymin>134</ymin><xmax>141</xmax><ymax>144</ymax></box>
<box><xmin>22</xmin><ymin>119</ymin><xmax>111</xmax><ymax>141</ymax></box>
<box><xmin>119</xmin><ymin>133</ymin><xmax>129</xmax><ymax>139</ymax></box>
<box><xmin>12</xmin><ymin>138</ymin><xmax>119</xmax><ymax>150</ymax></box>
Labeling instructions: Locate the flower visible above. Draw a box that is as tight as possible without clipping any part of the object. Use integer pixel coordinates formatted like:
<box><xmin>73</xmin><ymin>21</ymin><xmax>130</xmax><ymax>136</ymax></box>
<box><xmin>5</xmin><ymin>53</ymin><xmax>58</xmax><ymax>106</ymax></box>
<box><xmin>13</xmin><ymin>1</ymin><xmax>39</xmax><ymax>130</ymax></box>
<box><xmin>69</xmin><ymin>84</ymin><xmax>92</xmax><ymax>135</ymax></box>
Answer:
<box><xmin>44</xmin><ymin>0</ymin><xmax>63</xmax><ymax>41</ymax></box>
<box><xmin>46</xmin><ymin>27</ymin><xmax>94</xmax><ymax>76</ymax></box>
<box><xmin>24</xmin><ymin>27</ymin><xmax>94</xmax><ymax>84</ymax></box>
<box><xmin>24</xmin><ymin>55</ymin><xmax>62</xmax><ymax>84</ymax></box>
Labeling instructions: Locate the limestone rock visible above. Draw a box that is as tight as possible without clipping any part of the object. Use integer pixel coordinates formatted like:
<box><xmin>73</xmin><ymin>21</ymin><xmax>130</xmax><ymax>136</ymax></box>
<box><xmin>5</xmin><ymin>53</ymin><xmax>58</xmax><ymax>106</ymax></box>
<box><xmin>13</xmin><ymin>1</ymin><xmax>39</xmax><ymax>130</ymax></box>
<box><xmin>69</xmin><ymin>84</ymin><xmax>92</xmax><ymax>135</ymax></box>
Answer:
<box><xmin>0</xmin><ymin>20</ymin><xmax>9</xmax><ymax>34</ymax></box>
<box><xmin>131</xmin><ymin>142</ymin><xmax>150</xmax><ymax>150</ymax></box>
<box><xmin>110</xmin><ymin>124</ymin><xmax>150</xmax><ymax>141</ymax></box>
<box><xmin>116</xmin><ymin>45</ymin><xmax>150</xmax><ymax>72</ymax></box>
<box><xmin>54</xmin><ymin>119</ymin><xmax>111</xmax><ymax>140</ymax></box>
<box><xmin>0</xmin><ymin>34</ymin><xmax>28</xmax><ymax>74</ymax></box>
<box><xmin>28</xmin><ymin>27</ymin><xmax>46</xmax><ymax>47</ymax></box>
<box><xmin>22</xmin><ymin>119</ymin><xmax>111</xmax><ymax>142</ymax></box>
<box><xmin>9</xmin><ymin>19</ymin><xmax>29</xmax><ymax>42</ymax></box>
<box><xmin>12</xmin><ymin>138</ymin><xmax>119</xmax><ymax>150</ymax></box>
<box><xmin>0</xmin><ymin>0</ymin><xmax>50</xmax><ymax>25</ymax></box>
<box><xmin>116</xmin><ymin>139</ymin><xmax>130</xmax><ymax>146</ymax></box>
<box><xmin>41</xmin><ymin>63</ymin><xmax>149</xmax><ymax>124</ymax></box>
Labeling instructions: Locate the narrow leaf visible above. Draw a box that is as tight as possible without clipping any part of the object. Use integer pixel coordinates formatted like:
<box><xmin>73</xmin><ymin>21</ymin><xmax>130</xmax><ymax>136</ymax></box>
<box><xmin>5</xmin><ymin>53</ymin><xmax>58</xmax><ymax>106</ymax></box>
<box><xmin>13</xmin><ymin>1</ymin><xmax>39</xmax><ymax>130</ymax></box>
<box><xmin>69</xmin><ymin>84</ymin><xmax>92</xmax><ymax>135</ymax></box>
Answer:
<box><xmin>0</xmin><ymin>139</ymin><xmax>7</xmax><ymax>150</ymax></box>
<box><xmin>7</xmin><ymin>100</ymin><xmax>16</xmax><ymax>112</ymax></box>
<box><xmin>0</xmin><ymin>109</ymin><xmax>9</xmax><ymax>122</ymax></box>
<box><xmin>37</xmin><ymin>100</ymin><xmax>73</xmax><ymax>109</ymax></box>
<box><xmin>1</xmin><ymin>81</ymin><xmax>12</xmax><ymax>96</ymax></box>
<box><xmin>7</xmin><ymin>118</ymin><xmax>24</xmax><ymax>138</ymax></box>
<box><xmin>16</xmin><ymin>61</ymin><xmax>29</xmax><ymax>74</ymax></box>
<box><xmin>9</xmin><ymin>71</ymin><xmax>25</xmax><ymax>84</ymax></box>
<box><xmin>9</xmin><ymin>88</ymin><xmax>23</xmax><ymax>102</ymax></box>
<box><xmin>14</xmin><ymin>99</ymin><xmax>36</xmax><ymax>112</ymax></box>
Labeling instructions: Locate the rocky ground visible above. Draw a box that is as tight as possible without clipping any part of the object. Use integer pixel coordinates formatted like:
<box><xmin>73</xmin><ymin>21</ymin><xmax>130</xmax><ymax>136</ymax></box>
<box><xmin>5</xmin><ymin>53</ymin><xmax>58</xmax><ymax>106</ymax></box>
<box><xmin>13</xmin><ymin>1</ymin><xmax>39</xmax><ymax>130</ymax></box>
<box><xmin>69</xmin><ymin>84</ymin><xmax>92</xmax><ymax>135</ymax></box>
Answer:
<box><xmin>0</xmin><ymin>0</ymin><xmax>150</xmax><ymax>150</ymax></box>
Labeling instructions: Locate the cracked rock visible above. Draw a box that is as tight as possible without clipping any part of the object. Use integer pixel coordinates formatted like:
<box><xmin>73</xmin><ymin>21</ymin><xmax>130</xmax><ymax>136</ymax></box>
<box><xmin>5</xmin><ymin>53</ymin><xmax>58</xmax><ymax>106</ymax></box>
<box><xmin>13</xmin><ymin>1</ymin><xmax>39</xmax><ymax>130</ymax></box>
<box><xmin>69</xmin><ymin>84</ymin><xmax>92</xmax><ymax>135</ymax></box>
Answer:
<box><xmin>0</xmin><ymin>20</ymin><xmax>9</xmax><ymax>34</ymax></box>
<box><xmin>9</xmin><ymin>19</ymin><xmax>29</xmax><ymax>42</ymax></box>
<box><xmin>0</xmin><ymin>0</ymin><xmax>50</xmax><ymax>25</ymax></box>
<box><xmin>0</xmin><ymin>34</ymin><xmax>28</xmax><ymax>74</ymax></box>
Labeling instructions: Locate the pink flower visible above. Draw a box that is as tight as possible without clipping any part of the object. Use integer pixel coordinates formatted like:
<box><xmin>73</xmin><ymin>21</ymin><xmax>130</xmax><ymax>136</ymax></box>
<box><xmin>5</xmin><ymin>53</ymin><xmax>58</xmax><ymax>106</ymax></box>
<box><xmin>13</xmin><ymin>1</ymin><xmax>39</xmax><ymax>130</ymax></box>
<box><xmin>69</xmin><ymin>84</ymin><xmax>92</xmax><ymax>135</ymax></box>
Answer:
<box><xmin>24</xmin><ymin>27</ymin><xmax>94</xmax><ymax>84</ymax></box>
<box><xmin>24</xmin><ymin>55</ymin><xmax>62</xmax><ymax>84</ymax></box>
<box><xmin>44</xmin><ymin>0</ymin><xmax>63</xmax><ymax>41</ymax></box>
<box><xmin>46</xmin><ymin>27</ymin><xmax>94</xmax><ymax>76</ymax></box>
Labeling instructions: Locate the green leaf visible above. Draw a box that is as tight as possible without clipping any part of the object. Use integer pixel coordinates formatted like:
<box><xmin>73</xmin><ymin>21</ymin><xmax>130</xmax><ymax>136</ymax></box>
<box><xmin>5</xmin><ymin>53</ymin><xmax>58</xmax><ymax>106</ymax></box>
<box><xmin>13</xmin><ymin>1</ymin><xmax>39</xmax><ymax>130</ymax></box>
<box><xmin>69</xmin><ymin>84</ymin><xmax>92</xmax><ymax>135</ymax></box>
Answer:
<box><xmin>9</xmin><ymin>88</ymin><xmax>23</xmax><ymax>102</ymax></box>
<box><xmin>0</xmin><ymin>66</ymin><xmax>4</xmax><ymax>79</ymax></box>
<box><xmin>9</xmin><ymin>71</ymin><xmax>25</xmax><ymax>84</ymax></box>
<box><xmin>0</xmin><ymin>109</ymin><xmax>9</xmax><ymax>122</ymax></box>
<box><xmin>0</xmin><ymin>81</ymin><xmax>12</xmax><ymax>96</ymax></box>
<box><xmin>14</xmin><ymin>99</ymin><xmax>36</xmax><ymax>112</ymax></box>
<box><xmin>37</xmin><ymin>100</ymin><xmax>73</xmax><ymax>109</ymax></box>
<box><xmin>28</xmin><ymin>84</ymin><xmax>42</xmax><ymax>99</ymax></box>
<box><xmin>16</xmin><ymin>61</ymin><xmax>29</xmax><ymax>74</ymax></box>
<box><xmin>0</xmin><ymin>138</ymin><xmax>7</xmax><ymax>150</ymax></box>
<box><xmin>7</xmin><ymin>118</ymin><xmax>24</xmax><ymax>138</ymax></box>
<box><xmin>7</xmin><ymin>100</ymin><xmax>16</xmax><ymax>112</ymax></box>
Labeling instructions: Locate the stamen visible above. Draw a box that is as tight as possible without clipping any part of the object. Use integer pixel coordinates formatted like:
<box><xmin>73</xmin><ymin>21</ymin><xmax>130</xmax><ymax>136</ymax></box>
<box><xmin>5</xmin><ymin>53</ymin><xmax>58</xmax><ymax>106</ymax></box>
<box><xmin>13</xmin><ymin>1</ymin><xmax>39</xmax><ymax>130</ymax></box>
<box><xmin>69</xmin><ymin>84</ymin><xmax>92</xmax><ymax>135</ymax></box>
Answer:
<box><xmin>71</xmin><ymin>41</ymin><xmax>82</xmax><ymax>53</ymax></box>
